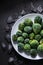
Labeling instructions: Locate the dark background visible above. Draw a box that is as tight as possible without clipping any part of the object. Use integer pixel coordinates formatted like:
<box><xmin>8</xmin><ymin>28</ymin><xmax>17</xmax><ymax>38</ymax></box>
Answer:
<box><xmin>0</xmin><ymin>0</ymin><xmax>43</xmax><ymax>65</ymax></box>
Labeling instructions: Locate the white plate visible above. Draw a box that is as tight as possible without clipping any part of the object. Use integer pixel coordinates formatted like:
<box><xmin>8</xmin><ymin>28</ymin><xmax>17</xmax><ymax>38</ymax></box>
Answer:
<box><xmin>11</xmin><ymin>13</ymin><xmax>43</xmax><ymax>60</ymax></box>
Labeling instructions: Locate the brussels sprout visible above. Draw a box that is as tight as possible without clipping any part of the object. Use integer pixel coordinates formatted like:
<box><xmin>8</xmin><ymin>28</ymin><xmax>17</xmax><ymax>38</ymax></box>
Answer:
<box><xmin>24</xmin><ymin>26</ymin><xmax>32</xmax><ymax>33</ymax></box>
<box><xmin>35</xmin><ymin>34</ymin><xmax>41</xmax><ymax>41</ymax></box>
<box><xmin>33</xmin><ymin>23</ymin><xmax>41</xmax><ymax>34</ymax></box>
<box><xmin>40</xmin><ymin>30</ymin><xmax>43</xmax><ymax>37</ymax></box>
<box><xmin>29</xmin><ymin>40</ymin><xmax>32</xmax><ymax>44</ymax></box>
<box><xmin>12</xmin><ymin>34</ymin><xmax>17</xmax><ymax>41</ymax></box>
<box><xmin>30</xmin><ymin>49</ymin><xmax>37</xmax><ymax>57</ymax></box>
<box><xmin>18</xmin><ymin>23</ymin><xmax>25</xmax><ymax>31</ymax></box>
<box><xmin>18</xmin><ymin>43</ymin><xmax>24</xmax><ymax>52</ymax></box>
<box><xmin>34</xmin><ymin>16</ymin><xmax>42</xmax><ymax>24</ymax></box>
<box><xmin>24</xmin><ymin>44</ymin><xmax>31</xmax><ymax>51</ymax></box>
<box><xmin>40</xmin><ymin>39</ymin><xmax>43</xmax><ymax>44</ymax></box>
<box><xmin>24</xmin><ymin>19</ymin><xmax>33</xmax><ymax>26</ymax></box>
<box><xmin>37</xmin><ymin>44</ymin><xmax>43</xmax><ymax>53</ymax></box>
<box><xmin>22</xmin><ymin>33</ymin><xmax>28</xmax><ymax>38</ymax></box>
<box><xmin>29</xmin><ymin>33</ymin><xmax>35</xmax><ymax>40</ymax></box>
<box><xmin>41</xmin><ymin>22</ymin><xmax>43</xmax><ymax>29</ymax></box>
<box><xmin>30</xmin><ymin>40</ymin><xmax>39</xmax><ymax>49</ymax></box>
<box><xmin>17</xmin><ymin>36</ymin><xmax>24</xmax><ymax>42</ymax></box>
<box><xmin>16</xmin><ymin>30</ymin><xmax>22</xmax><ymax>36</ymax></box>
<box><xmin>24</xmin><ymin>38</ymin><xmax>29</xmax><ymax>44</ymax></box>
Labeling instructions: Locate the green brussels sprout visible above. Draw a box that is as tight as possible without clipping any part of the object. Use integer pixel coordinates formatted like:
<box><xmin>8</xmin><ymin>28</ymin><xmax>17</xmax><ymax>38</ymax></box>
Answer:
<box><xmin>37</xmin><ymin>44</ymin><xmax>43</xmax><ymax>53</ymax></box>
<box><xmin>35</xmin><ymin>34</ymin><xmax>41</xmax><ymax>41</ymax></box>
<box><xmin>33</xmin><ymin>23</ymin><xmax>41</xmax><ymax>34</ymax></box>
<box><xmin>30</xmin><ymin>40</ymin><xmax>39</xmax><ymax>49</ymax></box>
<box><xmin>12</xmin><ymin>34</ymin><xmax>17</xmax><ymax>41</ymax></box>
<box><xmin>24</xmin><ymin>44</ymin><xmax>31</xmax><ymax>52</ymax></box>
<box><xmin>34</xmin><ymin>16</ymin><xmax>42</xmax><ymax>24</ymax></box>
<box><xmin>24</xmin><ymin>26</ymin><xmax>32</xmax><ymax>33</ymax></box>
<box><xmin>22</xmin><ymin>33</ymin><xmax>28</xmax><ymax>38</ymax></box>
<box><xmin>18</xmin><ymin>43</ymin><xmax>24</xmax><ymax>52</ymax></box>
<box><xmin>41</xmin><ymin>22</ymin><xmax>43</xmax><ymax>29</ymax></box>
<box><xmin>17</xmin><ymin>36</ymin><xmax>24</xmax><ymax>42</ymax></box>
<box><xmin>24</xmin><ymin>18</ymin><xmax>33</xmax><ymax>26</ymax></box>
<box><xmin>29</xmin><ymin>33</ymin><xmax>35</xmax><ymax>40</ymax></box>
<box><xmin>29</xmin><ymin>40</ymin><xmax>32</xmax><ymax>44</ymax></box>
<box><xmin>18</xmin><ymin>23</ymin><xmax>25</xmax><ymax>31</ymax></box>
<box><xmin>16</xmin><ymin>30</ymin><xmax>22</xmax><ymax>36</ymax></box>
<box><xmin>30</xmin><ymin>49</ymin><xmax>37</xmax><ymax>57</ymax></box>
<box><xmin>40</xmin><ymin>39</ymin><xmax>43</xmax><ymax>44</ymax></box>
<box><xmin>24</xmin><ymin>38</ymin><xmax>29</xmax><ymax>44</ymax></box>
<box><xmin>40</xmin><ymin>30</ymin><xmax>43</xmax><ymax>37</ymax></box>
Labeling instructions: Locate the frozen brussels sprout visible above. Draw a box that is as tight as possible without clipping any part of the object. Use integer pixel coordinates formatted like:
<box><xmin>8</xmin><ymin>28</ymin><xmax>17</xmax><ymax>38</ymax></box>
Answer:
<box><xmin>17</xmin><ymin>36</ymin><xmax>24</xmax><ymax>42</ymax></box>
<box><xmin>24</xmin><ymin>26</ymin><xmax>32</xmax><ymax>33</ymax></box>
<box><xmin>29</xmin><ymin>40</ymin><xmax>32</xmax><ymax>44</ymax></box>
<box><xmin>41</xmin><ymin>22</ymin><xmax>43</xmax><ymax>29</ymax></box>
<box><xmin>16</xmin><ymin>30</ymin><xmax>22</xmax><ymax>36</ymax></box>
<box><xmin>12</xmin><ymin>34</ymin><xmax>17</xmax><ymax>41</ymax></box>
<box><xmin>33</xmin><ymin>23</ymin><xmax>41</xmax><ymax>34</ymax></box>
<box><xmin>24</xmin><ymin>38</ymin><xmax>29</xmax><ymax>44</ymax></box>
<box><xmin>40</xmin><ymin>30</ymin><xmax>43</xmax><ymax>37</ymax></box>
<box><xmin>22</xmin><ymin>33</ymin><xmax>28</xmax><ymax>38</ymax></box>
<box><xmin>34</xmin><ymin>16</ymin><xmax>42</xmax><ymax>24</ymax></box>
<box><xmin>37</xmin><ymin>44</ymin><xmax>43</xmax><ymax>54</ymax></box>
<box><xmin>24</xmin><ymin>44</ymin><xmax>31</xmax><ymax>51</ymax></box>
<box><xmin>24</xmin><ymin>18</ymin><xmax>33</xmax><ymax>26</ymax></box>
<box><xmin>40</xmin><ymin>39</ymin><xmax>43</xmax><ymax>44</ymax></box>
<box><xmin>30</xmin><ymin>40</ymin><xmax>39</xmax><ymax>49</ymax></box>
<box><xmin>18</xmin><ymin>23</ymin><xmax>25</xmax><ymax>31</ymax></box>
<box><xmin>30</xmin><ymin>49</ymin><xmax>37</xmax><ymax>57</ymax></box>
<box><xmin>18</xmin><ymin>43</ymin><xmax>24</xmax><ymax>52</ymax></box>
<box><xmin>35</xmin><ymin>34</ymin><xmax>41</xmax><ymax>41</ymax></box>
<box><xmin>29</xmin><ymin>33</ymin><xmax>35</xmax><ymax>40</ymax></box>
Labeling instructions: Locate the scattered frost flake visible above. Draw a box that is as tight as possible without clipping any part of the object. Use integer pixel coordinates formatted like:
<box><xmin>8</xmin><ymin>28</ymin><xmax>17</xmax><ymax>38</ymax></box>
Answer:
<box><xmin>31</xmin><ymin>2</ymin><xmax>34</xmax><ymax>9</ymax></box>
<box><xmin>8</xmin><ymin>57</ymin><xmax>14</xmax><ymax>62</ymax></box>
<box><xmin>7</xmin><ymin>16</ymin><xmax>13</xmax><ymax>22</ymax></box>
<box><xmin>21</xmin><ymin>10</ymin><xmax>26</xmax><ymax>15</ymax></box>
<box><xmin>18</xmin><ymin>16</ymin><xmax>22</xmax><ymax>19</ymax></box>
<box><xmin>37</xmin><ymin>5</ymin><xmax>43</xmax><ymax>13</ymax></box>
<box><xmin>8</xmin><ymin>44</ymin><xmax>12</xmax><ymax>50</ymax></box>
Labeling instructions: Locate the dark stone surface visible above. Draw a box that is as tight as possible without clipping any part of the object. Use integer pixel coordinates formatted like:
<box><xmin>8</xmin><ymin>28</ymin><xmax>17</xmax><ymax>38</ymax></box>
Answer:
<box><xmin>0</xmin><ymin>0</ymin><xmax>43</xmax><ymax>65</ymax></box>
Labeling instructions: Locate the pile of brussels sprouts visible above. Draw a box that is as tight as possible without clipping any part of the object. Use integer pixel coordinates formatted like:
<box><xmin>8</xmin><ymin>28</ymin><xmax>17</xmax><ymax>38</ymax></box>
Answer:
<box><xmin>12</xmin><ymin>16</ymin><xmax>43</xmax><ymax>58</ymax></box>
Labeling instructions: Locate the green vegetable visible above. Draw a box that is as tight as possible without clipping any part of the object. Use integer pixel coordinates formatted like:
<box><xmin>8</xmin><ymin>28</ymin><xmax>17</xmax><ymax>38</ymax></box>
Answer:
<box><xmin>30</xmin><ymin>49</ymin><xmax>37</xmax><ymax>57</ymax></box>
<box><xmin>29</xmin><ymin>40</ymin><xmax>32</xmax><ymax>44</ymax></box>
<box><xmin>40</xmin><ymin>30</ymin><xmax>43</xmax><ymax>37</ymax></box>
<box><xmin>24</xmin><ymin>19</ymin><xmax>33</xmax><ymax>26</ymax></box>
<box><xmin>24</xmin><ymin>38</ymin><xmax>29</xmax><ymax>44</ymax></box>
<box><xmin>41</xmin><ymin>22</ymin><xmax>43</xmax><ymax>29</ymax></box>
<box><xmin>29</xmin><ymin>33</ymin><xmax>35</xmax><ymax>40</ymax></box>
<box><xmin>18</xmin><ymin>43</ymin><xmax>24</xmax><ymax>51</ymax></box>
<box><xmin>24</xmin><ymin>26</ymin><xmax>32</xmax><ymax>33</ymax></box>
<box><xmin>33</xmin><ymin>23</ymin><xmax>41</xmax><ymax>34</ymax></box>
<box><xmin>24</xmin><ymin>44</ymin><xmax>31</xmax><ymax>51</ymax></box>
<box><xmin>12</xmin><ymin>34</ymin><xmax>17</xmax><ymax>41</ymax></box>
<box><xmin>37</xmin><ymin>44</ymin><xmax>43</xmax><ymax>53</ymax></box>
<box><xmin>35</xmin><ymin>34</ymin><xmax>41</xmax><ymax>41</ymax></box>
<box><xmin>30</xmin><ymin>40</ymin><xmax>39</xmax><ymax>49</ymax></box>
<box><xmin>40</xmin><ymin>39</ymin><xmax>43</xmax><ymax>44</ymax></box>
<box><xmin>18</xmin><ymin>23</ymin><xmax>25</xmax><ymax>31</ymax></box>
<box><xmin>16</xmin><ymin>30</ymin><xmax>22</xmax><ymax>36</ymax></box>
<box><xmin>34</xmin><ymin>16</ymin><xmax>42</xmax><ymax>24</ymax></box>
<box><xmin>22</xmin><ymin>33</ymin><xmax>28</xmax><ymax>38</ymax></box>
<box><xmin>17</xmin><ymin>36</ymin><xmax>24</xmax><ymax>42</ymax></box>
